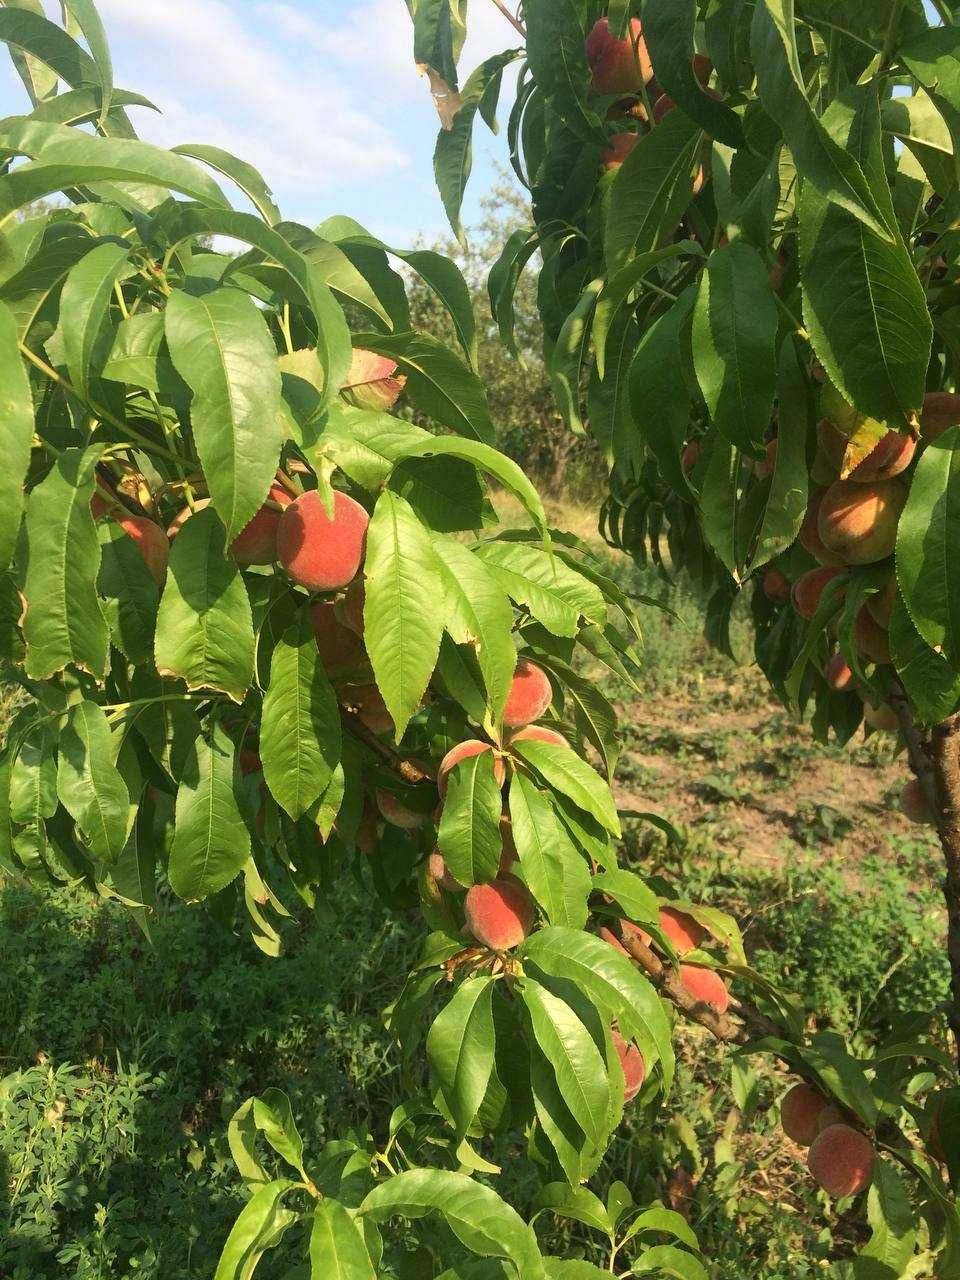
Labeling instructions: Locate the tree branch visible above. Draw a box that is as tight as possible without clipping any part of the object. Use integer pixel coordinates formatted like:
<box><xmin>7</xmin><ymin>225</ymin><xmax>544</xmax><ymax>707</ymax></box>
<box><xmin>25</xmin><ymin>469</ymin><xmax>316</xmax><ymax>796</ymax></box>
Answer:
<box><xmin>341</xmin><ymin>709</ymin><xmax>437</xmax><ymax>784</ymax></box>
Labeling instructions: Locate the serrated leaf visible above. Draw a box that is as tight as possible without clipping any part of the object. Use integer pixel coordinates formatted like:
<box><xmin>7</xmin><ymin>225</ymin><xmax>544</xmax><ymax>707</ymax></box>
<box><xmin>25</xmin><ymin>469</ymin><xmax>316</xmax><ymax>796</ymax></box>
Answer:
<box><xmin>520</xmin><ymin>979</ymin><xmax>609</xmax><ymax>1147</ymax></box>
<box><xmin>0</xmin><ymin>296</ymin><xmax>34</xmax><ymax>572</ymax></box>
<box><xmin>896</xmin><ymin>426</ymin><xmax>960</xmax><ymax>661</ymax></box>
<box><xmin>427</xmin><ymin>976</ymin><xmax>496</xmax><ymax>1138</ymax></box>
<box><xmin>56</xmin><ymin>699</ymin><xmax>129</xmax><ymax>864</ymax></box>
<box><xmin>98</xmin><ymin>522</ymin><xmax>159</xmax><ymax>666</ymax></box>
<box><xmin>474</xmin><ymin>542</ymin><xmax>604</xmax><ymax>638</ymax></box>
<box><xmin>514</xmin><ymin>739</ymin><xmax>620</xmax><ymax>837</ymax></box>
<box><xmin>213</xmin><ymin>1179</ymin><xmax>297</xmax><ymax>1280</ymax></box>
<box><xmin>172</xmin><ymin>143</ymin><xmax>281</xmax><ymax>225</ymax></box>
<box><xmin>438</xmin><ymin>750</ymin><xmax>503</xmax><ymax>887</ymax></box>
<box><xmin>509</xmin><ymin>772</ymin><xmax>590</xmax><ymax>927</ymax></box>
<box><xmin>644</xmin><ymin>0</ymin><xmax>743</xmax><ymax>146</ymax></box>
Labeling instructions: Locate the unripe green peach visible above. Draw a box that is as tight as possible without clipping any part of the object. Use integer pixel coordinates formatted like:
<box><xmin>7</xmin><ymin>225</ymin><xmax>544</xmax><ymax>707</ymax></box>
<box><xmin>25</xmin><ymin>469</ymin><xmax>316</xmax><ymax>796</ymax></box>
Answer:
<box><xmin>818</xmin><ymin>479</ymin><xmax>906</xmax><ymax>565</ymax></box>
<box><xmin>611</xmin><ymin>1027</ymin><xmax>646</xmax><ymax>1102</ymax></box>
<box><xmin>278</xmin><ymin>490</ymin><xmax>370</xmax><ymax>591</ymax></box>
<box><xmin>437</xmin><ymin>740</ymin><xmax>506</xmax><ymax>798</ymax></box>
<box><xmin>678</xmin><ymin>964</ymin><xmax>729</xmax><ymax>1014</ymax></box>
<box><xmin>791</xmin><ymin>566</ymin><xmax>845</xmax><ymax>621</ymax></box>
<box><xmin>464</xmin><ymin>878</ymin><xmax>536</xmax><ymax>950</ymax></box>
<box><xmin>503</xmin><ymin>659</ymin><xmax>553</xmax><ymax>728</ymax></box>
<box><xmin>807</xmin><ymin>1124</ymin><xmax>874</xmax><ymax>1197</ymax></box>
<box><xmin>781</xmin><ymin>1083</ymin><xmax>828</xmax><ymax>1146</ymax></box>
<box><xmin>585</xmin><ymin>17</ymin><xmax>653</xmax><ymax>95</ymax></box>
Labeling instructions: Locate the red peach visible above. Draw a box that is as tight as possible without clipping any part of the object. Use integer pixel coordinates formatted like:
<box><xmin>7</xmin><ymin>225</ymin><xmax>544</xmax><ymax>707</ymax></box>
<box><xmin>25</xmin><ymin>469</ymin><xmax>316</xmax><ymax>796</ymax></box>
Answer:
<box><xmin>116</xmin><ymin>514</ymin><xmax>168</xmax><ymax>586</ymax></box>
<box><xmin>824</xmin><ymin>654</ymin><xmax>854</xmax><ymax>692</ymax></box>
<box><xmin>375</xmin><ymin>787</ymin><xmax>427</xmax><ymax>830</ymax></box>
<box><xmin>230</xmin><ymin>483</ymin><xmax>293</xmax><ymax>566</ymax></box>
<box><xmin>659</xmin><ymin>906</ymin><xmax>706</xmax><ymax>955</ymax></box>
<box><xmin>309</xmin><ymin>600</ymin><xmax>365</xmax><ymax>676</ymax></box>
<box><xmin>681</xmin><ymin>440</ymin><xmax>701</xmax><ymax>472</ymax></box>
<box><xmin>678</xmin><ymin>964</ymin><xmax>729</xmax><ymax>1014</ymax></box>
<box><xmin>437</xmin><ymin>740</ymin><xmax>506</xmax><ymax>798</ymax></box>
<box><xmin>503</xmin><ymin>659</ymin><xmax>553</xmax><ymax>728</ymax></box>
<box><xmin>601</xmin><ymin>132</ymin><xmax>640</xmax><ymax>170</ymax></box>
<box><xmin>428</xmin><ymin>850</ymin><xmax>464</xmax><ymax>893</ymax></box>
<box><xmin>612</xmin><ymin>1027</ymin><xmax>646</xmax><ymax>1102</ymax></box>
<box><xmin>278</xmin><ymin>490</ymin><xmax>370</xmax><ymax>591</ymax></box>
<box><xmin>799</xmin><ymin>492</ymin><xmax>846</xmax><ymax>568</ymax></box>
<box><xmin>807</xmin><ymin>1124</ymin><xmax>874</xmax><ymax>1197</ymax></box>
<box><xmin>464</xmin><ymin>878</ymin><xmax>536</xmax><ymax>950</ymax></box>
<box><xmin>922</xmin><ymin>391</ymin><xmax>960</xmax><ymax>443</ymax></box>
<box><xmin>599</xmin><ymin>925</ymin><xmax>629</xmax><ymax>956</ymax></box>
<box><xmin>818</xmin><ymin>479</ymin><xmax>907</xmax><ymax>566</ymax></box>
<box><xmin>854</xmin><ymin>606</ymin><xmax>890</xmax><ymax>665</ymax></box>
<box><xmin>781</xmin><ymin>1084</ymin><xmax>828</xmax><ymax>1146</ymax></box>
<box><xmin>814</xmin><ymin>1104</ymin><xmax>845</xmax><ymax>1136</ymax></box>
<box><xmin>166</xmin><ymin>497</ymin><xmax>211</xmax><ymax>539</ymax></box>
<box><xmin>585</xmin><ymin>17</ymin><xmax>653</xmax><ymax>95</ymax></box>
<box><xmin>508</xmin><ymin>724</ymin><xmax>568</xmax><ymax>749</ymax></box>
<box><xmin>762</xmin><ymin>567</ymin><xmax>791</xmax><ymax>605</ymax></box>
<box><xmin>791</xmin><ymin>567</ymin><xmax>845</xmax><ymax>621</ymax></box>
<box><xmin>238</xmin><ymin>749</ymin><xmax>262</xmax><ymax>776</ymax></box>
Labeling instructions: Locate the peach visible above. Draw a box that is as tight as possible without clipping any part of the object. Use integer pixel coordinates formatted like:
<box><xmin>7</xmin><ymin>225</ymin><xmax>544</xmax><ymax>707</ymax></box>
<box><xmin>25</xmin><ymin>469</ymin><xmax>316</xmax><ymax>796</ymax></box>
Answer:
<box><xmin>678</xmin><ymin>964</ymin><xmax>729</xmax><ymax>1014</ymax></box>
<box><xmin>310</xmin><ymin>601</ymin><xmax>365</xmax><ymax>676</ymax></box>
<box><xmin>278</xmin><ymin>490</ymin><xmax>370</xmax><ymax>591</ymax></box>
<box><xmin>585</xmin><ymin>17</ymin><xmax>653</xmax><ymax>95</ymax></box>
<box><xmin>437</xmin><ymin>740</ymin><xmax>506</xmax><ymax>798</ymax></box>
<box><xmin>337</xmin><ymin>579</ymin><xmax>365</xmax><ymax>636</ymax></box>
<box><xmin>659</xmin><ymin>905</ymin><xmax>706</xmax><ymax>955</ymax></box>
<box><xmin>503</xmin><ymin>659</ymin><xmax>553</xmax><ymax>728</ymax></box>
<box><xmin>342</xmin><ymin>347</ymin><xmax>406</xmax><ymax>412</ymax></box>
<box><xmin>866</xmin><ymin>577</ymin><xmax>897</xmax><ymax>629</ymax></box>
<box><xmin>824</xmin><ymin>653</ymin><xmax>854</xmax><ymax>692</ymax></box>
<box><xmin>428</xmin><ymin>850</ymin><xmax>464</xmax><ymax>893</ymax></box>
<box><xmin>814</xmin><ymin>1104</ymin><xmax>845</xmax><ymax>1136</ymax></box>
<box><xmin>601</xmin><ymin>131</ymin><xmax>640</xmax><ymax>169</ymax></box>
<box><xmin>762</xmin><ymin>567</ymin><xmax>791</xmax><ymax>604</ymax></box>
<box><xmin>508</xmin><ymin>724</ymin><xmax>568</xmax><ymax>748</ymax></box>
<box><xmin>230</xmin><ymin>483</ymin><xmax>294</xmax><ymax>566</ymax></box>
<box><xmin>807</xmin><ymin>1124</ymin><xmax>874</xmax><ymax>1197</ymax></box>
<box><xmin>781</xmin><ymin>1084</ymin><xmax>828</xmax><ymax>1146</ymax></box>
<box><xmin>922</xmin><ymin>391</ymin><xmax>960</xmax><ymax>442</ymax></box>
<box><xmin>375</xmin><ymin>787</ymin><xmax>427</xmax><ymax>830</ymax></box>
<box><xmin>238</xmin><ymin>749</ymin><xmax>262</xmax><ymax>776</ymax></box>
<box><xmin>654</xmin><ymin>81</ymin><xmax>721</xmax><ymax>124</ymax></box>
<box><xmin>464</xmin><ymin>878</ymin><xmax>536</xmax><ymax>950</ymax></box>
<box><xmin>818</xmin><ymin>479</ymin><xmax>906</xmax><ymax>566</ymax></box>
<box><xmin>620</xmin><ymin>918</ymin><xmax>653</xmax><ymax>949</ymax></box>
<box><xmin>901</xmin><ymin>777</ymin><xmax>935</xmax><ymax>825</ymax></box>
<box><xmin>863</xmin><ymin>701</ymin><xmax>899</xmax><ymax>732</ymax></box>
<box><xmin>612</xmin><ymin>1027</ymin><xmax>646</xmax><ymax>1102</ymax></box>
<box><xmin>854</xmin><ymin>606</ymin><xmax>890</xmax><ymax>665</ymax></box>
<box><xmin>681</xmin><ymin>440</ymin><xmax>700</xmax><ymax>472</ymax></box>
<box><xmin>791</xmin><ymin>566</ymin><xmax>845</xmax><ymax>621</ymax></box>
<box><xmin>799</xmin><ymin>492</ymin><xmax>846</xmax><ymax>568</ymax></box>
<box><xmin>166</xmin><ymin>497</ymin><xmax>211</xmax><ymax>539</ymax></box>
<box><xmin>345</xmin><ymin>684</ymin><xmax>393</xmax><ymax>736</ymax></box>
<box><xmin>91</xmin><ymin>487</ymin><xmax>115</xmax><ymax>521</ymax></box>
<box><xmin>599</xmin><ymin>925</ymin><xmax>629</xmax><ymax>956</ymax></box>
<box><xmin>817</xmin><ymin>416</ymin><xmax>915</xmax><ymax>482</ymax></box>
<box><xmin>116</xmin><ymin>514</ymin><xmax>168</xmax><ymax>586</ymax></box>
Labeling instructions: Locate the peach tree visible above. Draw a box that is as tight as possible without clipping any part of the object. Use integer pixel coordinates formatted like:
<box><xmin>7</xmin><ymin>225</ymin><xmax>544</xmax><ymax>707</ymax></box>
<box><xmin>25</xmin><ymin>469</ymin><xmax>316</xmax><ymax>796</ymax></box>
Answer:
<box><xmin>408</xmin><ymin>0</ymin><xmax>960</xmax><ymax>1271</ymax></box>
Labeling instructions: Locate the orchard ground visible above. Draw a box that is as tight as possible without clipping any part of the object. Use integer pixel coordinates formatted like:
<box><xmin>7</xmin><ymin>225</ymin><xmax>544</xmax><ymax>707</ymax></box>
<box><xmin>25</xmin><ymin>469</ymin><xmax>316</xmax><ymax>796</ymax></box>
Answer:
<box><xmin>0</xmin><ymin>494</ymin><xmax>947</xmax><ymax>1279</ymax></box>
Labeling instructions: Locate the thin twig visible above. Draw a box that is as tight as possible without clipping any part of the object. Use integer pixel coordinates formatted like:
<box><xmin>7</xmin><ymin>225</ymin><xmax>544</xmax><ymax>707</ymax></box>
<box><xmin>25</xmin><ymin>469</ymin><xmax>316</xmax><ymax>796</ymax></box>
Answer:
<box><xmin>488</xmin><ymin>0</ymin><xmax>525</xmax><ymax>39</ymax></box>
<box><xmin>341</xmin><ymin>709</ymin><xmax>437</xmax><ymax>783</ymax></box>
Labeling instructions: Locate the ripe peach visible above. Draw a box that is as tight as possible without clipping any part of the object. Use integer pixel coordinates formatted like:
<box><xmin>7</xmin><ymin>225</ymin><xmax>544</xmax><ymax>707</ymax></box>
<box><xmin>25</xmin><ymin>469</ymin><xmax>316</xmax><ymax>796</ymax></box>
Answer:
<box><xmin>116</xmin><ymin>514</ymin><xmax>168</xmax><ymax>586</ymax></box>
<box><xmin>817</xmin><ymin>417</ymin><xmax>915</xmax><ymax>483</ymax></box>
<box><xmin>464</xmin><ymin>878</ymin><xmax>536</xmax><ymax>950</ymax></box>
<box><xmin>659</xmin><ymin>906</ymin><xmax>706</xmax><ymax>955</ymax></box>
<box><xmin>654</xmin><ymin>81</ymin><xmax>721</xmax><ymax>124</ymax></box>
<box><xmin>681</xmin><ymin>440</ymin><xmax>700</xmax><ymax>472</ymax></box>
<box><xmin>345</xmin><ymin>684</ymin><xmax>393</xmax><ymax>736</ymax></box>
<box><xmin>863</xmin><ymin>700</ymin><xmax>899</xmax><ymax>732</ymax></box>
<box><xmin>503</xmin><ymin>659</ymin><xmax>553</xmax><ymax>728</ymax></box>
<box><xmin>679</xmin><ymin>964</ymin><xmax>729</xmax><ymax>1014</ymax></box>
<box><xmin>762</xmin><ymin>567</ymin><xmax>791</xmax><ymax>605</ymax></box>
<box><xmin>342</xmin><ymin>347</ymin><xmax>406</xmax><ymax>412</ymax></box>
<box><xmin>278</xmin><ymin>490</ymin><xmax>370</xmax><ymax>591</ymax></box>
<box><xmin>601</xmin><ymin>132</ymin><xmax>640</xmax><ymax>169</ymax></box>
<box><xmin>866</xmin><ymin>577</ymin><xmax>897</xmax><ymax>629</ymax></box>
<box><xmin>166</xmin><ymin>497</ymin><xmax>211</xmax><ymax>539</ymax></box>
<box><xmin>807</xmin><ymin>1124</ymin><xmax>874</xmax><ymax>1197</ymax></box>
<box><xmin>238</xmin><ymin>749</ymin><xmax>262</xmax><ymax>776</ymax></box>
<box><xmin>230</xmin><ymin>483</ymin><xmax>294</xmax><ymax>566</ymax></box>
<box><xmin>781</xmin><ymin>1083</ymin><xmax>828</xmax><ymax>1146</ymax></box>
<box><xmin>91</xmin><ymin>487</ymin><xmax>115</xmax><ymax>521</ymax></box>
<box><xmin>428</xmin><ymin>850</ymin><xmax>465</xmax><ymax>893</ymax></box>
<box><xmin>612</xmin><ymin>1027</ymin><xmax>646</xmax><ymax>1102</ymax></box>
<box><xmin>814</xmin><ymin>1104</ymin><xmax>845</xmax><ymax>1136</ymax></box>
<box><xmin>791</xmin><ymin>567</ymin><xmax>845</xmax><ymax>621</ymax></box>
<box><xmin>309</xmin><ymin>601</ymin><xmax>365</xmax><ymax>676</ymax></box>
<box><xmin>375</xmin><ymin>787</ymin><xmax>427</xmax><ymax>830</ymax></box>
<box><xmin>437</xmin><ymin>740</ymin><xmax>506</xmax><ymax>798</ymax></box>
<box><xmin>824</xmin><ymin>653</ymin><xmax>854</xmax><ymax>692</ymax></box>
<box><xmin>922</xmin><ymin>391</ymin><xmax>960</xmax><ymax>442</ymax></box>
<box><xmin>508</xmin><ymin>724</ymin><xmax>568</xmax><ymax>749</ymax></box>
<box><xmin>799</xmin><ymin>492</ymin><xmax>846</xmax><ymax>568</ymax></box>
<box><xmin>901</xmin><ymin>777</ymin><xmax>935</xmax><ymax>825</ymax></box>
<box><xmin>818</xmin><ymin>479</ymin><xmax>906</xmax><ymax>566</ymax></box>
<box><xmin>854</xmin><ymin>606</ymin><xmax>890</xmax><ymax>665</ymax></box>
<box><xmin>585</xmin><ymin>17</ymin><xmax>653</xmax><ymax>95</ymax></box>
<box><xmin>337</xmin><ymin>579</ymin><xmax>365</xmax><ymax>637</ymax></box>
<box><xmin>620</xmin><ymin>918</ymin><xmax>653</xmax><ymax>949</ymax></box>
<box><xmin>599</xmin><ymin>925</ymin><xmax>629</xmax><ymax>956</ymax></box>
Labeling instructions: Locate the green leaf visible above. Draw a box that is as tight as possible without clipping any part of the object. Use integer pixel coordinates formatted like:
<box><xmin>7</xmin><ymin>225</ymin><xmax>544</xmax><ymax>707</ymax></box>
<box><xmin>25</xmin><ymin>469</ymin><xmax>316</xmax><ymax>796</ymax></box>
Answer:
<box><xmin>474</xmin><ymin>542</ymin><xmax>604</xmax><ymax>638</ymax></box>
<box><xmin>532</xmin><ymin>1184</ymin><xmax>612</xmax><ymax>1235</ymax></box>
<box><xmin>799</xmin><ymin>86</ymin><xmax>932</xmax><ymax>426</ymax></box>
<box><xmin>165</xmin><ymin>288</ymin><xmax>283</xmax><ymax>543</ymax></box>
<box><xmin>628</xmin><ymin>288</ymin><xmax>697</xmax><ymax>501</ymax></box>
<box><xmin>592</xmin><ymin>868</ymin><xmax>658</xmax><ymax>929</ymax></box>
<box><xmin>433</xmin><ymin>538</ymin><xmax>516</xmax><ymax>723</ymax></box>
<box><xmin>896</xmin><ymin>426</ymin><xmax>960</xmax><ymax>661</ymax></box>
<box><xmin>58</xmin><ymin>240</ymin><xmax>130</xmax><ymax>404</ymax></box>
<box><xmin>700</xmin><ymin>436</ymin><xmax>740</xmax><ymax>580</ymax></box>
<box><xmin>436</xmin><ymin>52</ymin><xmax>521</xmax><ymax>244</ymax></box>
<box><xmin>426</xmin><ymin>976</ymin><xmax>497</xmax><ymax>1137</ymax></box>
<box><xmin>631</xmin><ymin>1244</ymin><xmax>707</xmax><ymax>1280</ymax></box>
<box><xmin>309</xmin><ymin>1197</ymin><xmax>376</xmax><ymax>1279</ymax></box>
<box><xmin>525</xmin><ymin>0</ymin><xmax>603</xmax><ymax>143</ymax></box>
<box><xmin>61</xmin><ymin>0</ymin><xmax>113</xmax><ymax>122</ymax></box>
<box><xmin>168</xmin><ymin>718</ymin><xmax>251</xmax><ymax>902</ymax></box>
<box><xmin>514</xmin><ymin>738</ymin><xmax>620</xmax><ymax>837</ymax></box>
<box><xmin>364</xmin><ymin>491</ymin><xmax>444</xmax><ymax>741</ymax></box>
<box><xmin>509</xmin><ymin>773</ymin><xmax>590</xmax><ymax>928</ymax></box>
<box><xmin>172</xmin><ymin>143</ymin><xmax>281</xmax><ymax>225</ymax></box>
<box><xmin>398</xmin><ymin>247</ymin><xmax>477</xmax><ymax>368</ymax></box>
<box><xmin>155</xmin><ymin>506</ymin><xmax>254</xmax><ymax>703</ymax></box>
<box><xmin>260</xmin><ymin>612</ymin><xmax>341</xmax><ymax>819</ymax></box>
<box><xmin>620</xmin><ymin>1206</ymin><xmax>700</xmax><ymax>1250</ymax></box>
<box><xmin>359</xmin><ymin>1169</ymin><xmax>545</xmax><ymax>1279</ymax></box>
<box><xmin>353</xmin><ymin>331</ymin><xmax>495</xmax><ymax>443</ymax></box>
<box><xmin>10</xmin><ymin>721</ymin><xmax>58</xmax><ymax>827</ymax></box>
<box><xmin>520</xmin><ymin>979</ymin><xmax>609</xmax><ymax>1147</ymax></box>
<box><xmin>0</xmin><ymin>297</ymin><xmax>34</xmax><ymax>572</ymax></box>
<box><xmin>253</xmin><ymin>1089</ymin><xmax>306</xmax><ymax>1176</ymax></box>
<box><xmin>489</xmin><ymin>226</ymin><xmax>539</xmax><ymax>357</ymax></box>
<box><xmin>594</xmin><ymin>242</ymin><xmax>698</xmax><ymax>381</ymax></box>
<box><xmin>750</xmin><ymin>0</ymin><xmax>893</xmax><ymax>242</ymax></box>
<box><xmin>56</xmin><ymin>700</ymin><xmax>129</xmax><ymax>864</ymax></box>
<box><xmin>23</xmin><ymin>445</ymin><xmax>108</xmax><ymax>680</ymax></box>
<box><xmin>412</xmin><ymin>0</ymin><xmax>467</xmax><ymax>87</ymax></box>
<box><xmin>860</xmin><ymin>1161</ymin><xmax>916</xmax><ymax>1274</ymax></box>
<box><xmin>644</xmin><ymin>0</ymin><xmax>744</xmax><ymax>146</ymax></box>
<box><xmin>889</xmin><ymin>596</ymin><xmax>960</xmax><ymax>726</ymax></box>
<box><xmin>605</xmin><ymin>111</ymin><xmax>704</xmax><ymax>271</ymax></box>
<box><xmin>437</xmin><ymin>750</ymin><xmax>504</xmax><ymax>887</ymax></box>
<box><xmin>551</xmin><ymin>279</ymin><xmax>602</xmax><ymax>435</ymax></box>
<box><xmin>213</xmin><ymin>1179</ymin><xmax>297</xmax><ymax>1280</ymax></box>
<box><xmin>0</xmin><ymin>7</ymin><xmax>96</xmax><ymax>90</ymax></box>
<box><xmin>97</xmin><ymin>522</ymin><xmax>159</xmax><ymax>666</ymax></box>
<box><xmin>693</xmin><ymin>242</ymin><xmax>778</xmax><ymax>458</ymax></box>
<box><xmin>318</xmin><ymin>405</ymin><xmax>432</xmax><ymax>490</ymax></box>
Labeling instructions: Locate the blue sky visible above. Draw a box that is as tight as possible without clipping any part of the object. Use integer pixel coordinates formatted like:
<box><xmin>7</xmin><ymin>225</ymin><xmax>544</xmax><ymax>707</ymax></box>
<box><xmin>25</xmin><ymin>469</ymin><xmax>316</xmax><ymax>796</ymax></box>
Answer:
<box><xmin>0</xmin><ymin>2</ymin><xmax>946</xmax><ymax>247</ymax></box>
<box><xmin>0</xmin><ymin>0</ymin><xmax>520</xmax><ymax>247</ymax></box>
